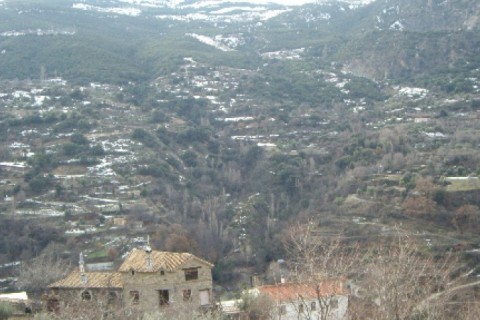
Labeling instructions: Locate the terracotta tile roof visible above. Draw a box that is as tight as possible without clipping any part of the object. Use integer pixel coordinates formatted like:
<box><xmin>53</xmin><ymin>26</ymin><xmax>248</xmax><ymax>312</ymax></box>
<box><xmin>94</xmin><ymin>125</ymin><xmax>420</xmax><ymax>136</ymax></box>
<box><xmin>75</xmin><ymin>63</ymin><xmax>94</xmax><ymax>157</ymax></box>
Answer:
<box><xmin>48</xmin><ymin>270</ymin><xmax>123</xmax><ymax>289</ymax></box>
<box><xmin>257</xmin><ymin>281</ymin><xmax>347</xmax><ymax>302</ymax></box>
<box><xmin>118</xmin><ymin>248</ymin><xmax>214</xmax><ymax>273</ymax></box>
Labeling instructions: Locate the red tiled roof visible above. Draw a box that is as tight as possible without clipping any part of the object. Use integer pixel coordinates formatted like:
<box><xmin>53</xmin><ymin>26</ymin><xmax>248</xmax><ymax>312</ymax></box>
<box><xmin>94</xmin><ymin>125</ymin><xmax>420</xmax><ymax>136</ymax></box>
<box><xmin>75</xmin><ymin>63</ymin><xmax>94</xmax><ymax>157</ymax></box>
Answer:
<box><xmin>118</xmin><ymin>248</ymin><xmax>214</xmax><ymax>273</ymax></box>
<box><xmin>257</xmin><ymin>281</ymin><xmax>347</xmax><ymax>302</ymax></box>
<box><xmin>48</xmin><ymin>270</ymin><xmax>123</xmax><ymax>289</ymax></box>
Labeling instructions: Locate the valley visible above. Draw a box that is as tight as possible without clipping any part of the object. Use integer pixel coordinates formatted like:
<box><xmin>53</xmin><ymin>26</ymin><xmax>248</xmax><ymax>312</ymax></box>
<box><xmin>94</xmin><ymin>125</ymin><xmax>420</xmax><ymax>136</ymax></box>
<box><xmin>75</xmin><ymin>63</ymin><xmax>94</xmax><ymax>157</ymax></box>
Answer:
<box><xmin>0</xmin><ymin>0</ymin><xmax>479</xmax><ymax>318</ymax></box>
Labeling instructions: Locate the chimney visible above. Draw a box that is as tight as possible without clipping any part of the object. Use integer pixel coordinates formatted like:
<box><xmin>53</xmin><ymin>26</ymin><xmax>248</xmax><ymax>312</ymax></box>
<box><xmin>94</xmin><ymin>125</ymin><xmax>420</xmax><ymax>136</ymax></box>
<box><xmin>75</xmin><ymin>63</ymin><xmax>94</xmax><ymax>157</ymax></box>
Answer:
<box><xmin>79</xmin><ymin>252</ymin><xmax>85</xmax><ymax>273</ymax></box>
<box><xmin>250</xmin><ymin>274</ymin><xmax>261</xmax><ymax>288</ymax></box>
<box><xmin>79</xmin><ymin>252</ymin><xmax>87</xmax><ymax>286</ymax></box>
<box><xmin>81</xmin><ymin>273</ymin><xmax>88</xmax><ymax>286</ymax></box>
<box><xmin>145</xmin><ymin>235</ymin><xmax>153</xmax><ymax>271</ymax></box>
<box><xmin>338</xmin><ymin>280</ymin><xmax>344</xmax><ymax>294</ymax></box>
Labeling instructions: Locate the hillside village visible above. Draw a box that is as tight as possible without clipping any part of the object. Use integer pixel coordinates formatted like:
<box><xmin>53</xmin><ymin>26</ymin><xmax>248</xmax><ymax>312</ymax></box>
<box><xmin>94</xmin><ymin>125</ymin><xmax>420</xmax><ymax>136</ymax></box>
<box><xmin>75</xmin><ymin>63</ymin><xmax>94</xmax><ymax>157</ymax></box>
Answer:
<box><xmin>0</xmin><ymin>0</ymin><xmax>480</xmax><ymax>319</ymax></box>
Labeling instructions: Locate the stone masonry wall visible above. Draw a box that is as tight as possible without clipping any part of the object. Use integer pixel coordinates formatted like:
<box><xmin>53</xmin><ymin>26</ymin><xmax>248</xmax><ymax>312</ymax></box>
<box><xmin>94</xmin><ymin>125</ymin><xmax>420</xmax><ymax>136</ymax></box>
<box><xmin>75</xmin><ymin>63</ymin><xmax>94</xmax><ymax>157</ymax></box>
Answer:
<box><xmin>122</xmin><ymin>260</ymin><xmax>213</xmax><ymax>312</ymax></box>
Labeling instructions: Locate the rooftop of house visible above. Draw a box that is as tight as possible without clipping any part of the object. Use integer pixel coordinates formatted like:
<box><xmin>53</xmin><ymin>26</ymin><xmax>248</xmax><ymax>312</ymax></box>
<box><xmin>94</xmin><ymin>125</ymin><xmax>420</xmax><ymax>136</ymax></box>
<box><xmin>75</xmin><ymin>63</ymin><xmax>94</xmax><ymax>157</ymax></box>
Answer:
<box><xmin>47</xmin><ymin>248</ymin><xmax>214</xmax><ymax>290</ymax></box>
<box><xmin>48</xmin><ymin>271</ymin><xmax>123</xmax><ymax>289</ymax></box>
<box><xmin>255</xmin><ymin>281</ymin><xmax>347</xmax><ymax>302</ymax></box>
<box><xmin>118</xmin><ymin>248</ymin><xmax>214</xmax><ymax>273</ymax></box>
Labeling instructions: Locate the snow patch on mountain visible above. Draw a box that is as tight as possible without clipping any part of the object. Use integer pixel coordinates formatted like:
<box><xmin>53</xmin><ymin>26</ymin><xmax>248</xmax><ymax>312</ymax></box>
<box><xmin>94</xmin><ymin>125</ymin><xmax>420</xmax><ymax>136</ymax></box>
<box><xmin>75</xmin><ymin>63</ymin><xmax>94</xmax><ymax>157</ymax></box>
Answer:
<box><xmin>156</xmin><ymin>8</ymin><xmax>289</xmax><ymax>23</ymax></box>
<box><xmin>397</xmin><ymin>87</ymin><xmax>429</xmax><ymax>99</ymax></box>
<box><xmin>389</xmin><ymin>20</ymin><xmax>404</xmax><ymax>31</ymax></box>
<box><xmin>115</xmin><ymin>0</ymin><xmax>376</xmax><ymax>9</ymax></box>
<box><xmin>186</xmin><ymin>33</ymin><xmax>235</xmax><ymax>52</ymax></box>
<box><xmin>72</xmin><ymin>3</ymin><xmax>142</xmax><ymax>16</ymax></box>
<box><xmin>119</xmin><ymin>0</ymin><xmax>311</xmax><ymax>7</ymax></box>
<box><xmin>118</xmin><ymin>0</ymin><xmax>184</xmax><ymax>7</ymax></box>
<box><xmin>211</xmin><ymin>6</ymin><xmax>268</xmax><ymax>14</ymax></box>
<box><xmin>261</xmin><ymin>48</ymin><xmax>305</xmax><ymax>60</ymax></box>
<box><xmin>0</xmin><ymin>29</ymin><xmax>76</xmax><ymax>37</ymax></box>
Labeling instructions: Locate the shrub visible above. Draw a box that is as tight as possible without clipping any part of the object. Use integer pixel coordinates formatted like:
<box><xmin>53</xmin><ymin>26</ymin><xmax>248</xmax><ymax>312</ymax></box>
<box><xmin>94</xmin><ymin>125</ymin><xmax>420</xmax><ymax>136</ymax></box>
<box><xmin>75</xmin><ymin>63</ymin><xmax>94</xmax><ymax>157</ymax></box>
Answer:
<box><xmin>0</xmin><ymin>303</ymin><xmax>13</xmax><ymax>320</ymax></box>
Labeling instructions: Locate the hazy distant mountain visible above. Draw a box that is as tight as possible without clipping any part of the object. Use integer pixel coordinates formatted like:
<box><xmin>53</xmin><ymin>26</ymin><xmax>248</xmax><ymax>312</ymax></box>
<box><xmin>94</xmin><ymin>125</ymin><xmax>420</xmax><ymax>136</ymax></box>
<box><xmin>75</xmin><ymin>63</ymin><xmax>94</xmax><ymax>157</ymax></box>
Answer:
<box><xmin>0</xmin><ymin>0</ymin><xmax>478</xmax><ymax>84</ymax></box>
<box><xmin>357</xmin><ymin>0</ymin><xmax>480</xmax><ymax>32</ymax></box>
<box><xmin>109</xmin><ymin>0</ymin><xmax>376</xmax><ymax>8</ymax></box>
<box><xmin>323</xmin><ymin>0</ymin><xmax>480</xmax><ymax>81</ymax></box>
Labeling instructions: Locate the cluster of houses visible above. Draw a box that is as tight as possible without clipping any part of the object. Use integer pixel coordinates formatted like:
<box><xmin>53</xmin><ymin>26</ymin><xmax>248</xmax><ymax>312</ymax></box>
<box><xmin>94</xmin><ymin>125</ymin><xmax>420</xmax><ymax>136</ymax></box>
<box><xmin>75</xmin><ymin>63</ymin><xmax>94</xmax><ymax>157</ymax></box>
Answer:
<box><xmin>1</xmin><ymin>246</ymin><xmax>349</xmax><ymax>319</ymax></box>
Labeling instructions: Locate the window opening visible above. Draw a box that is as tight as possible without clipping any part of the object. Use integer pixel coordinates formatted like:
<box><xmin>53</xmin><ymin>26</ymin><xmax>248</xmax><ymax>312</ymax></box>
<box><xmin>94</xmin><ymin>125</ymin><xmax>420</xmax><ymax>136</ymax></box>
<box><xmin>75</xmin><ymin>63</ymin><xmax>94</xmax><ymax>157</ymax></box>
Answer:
<box><xmin>108</xmin><ymin>291</ymin><xmax>117</xmax><ymax>304</ymax></box>
<box><xmin>331</xmin><ymin>297</ymin><xmax>338</xmax><ymax>308</ymax></box>
<box><xmin>130</xmin><ymin>291</ymin><xmax>139</xmax><ymax>305</ymax></box>
<box><xmin>81</xmin><ymin>291</ymin><xmax>91</xmax><ymax>301</ymax></box>
<box><xmin>184</xmin><ymin>268</ymin><xmax>199</xmax><ymax>281</ymax></box>
<box><xmin>183</xmin><ymin>289</ymin><xmax>192</xmax><ymax>302</ymax></box>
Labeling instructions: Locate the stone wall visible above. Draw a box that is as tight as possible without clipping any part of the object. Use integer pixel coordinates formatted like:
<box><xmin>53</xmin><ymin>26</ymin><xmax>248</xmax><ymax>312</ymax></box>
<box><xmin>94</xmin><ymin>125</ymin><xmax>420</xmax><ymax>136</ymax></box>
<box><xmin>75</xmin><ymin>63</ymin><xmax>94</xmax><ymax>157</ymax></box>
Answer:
<box><xmin>122</xmin><ymin>259</ymin><xmax>213</xmax><ymax>312</ymax></box>
<box><xmin>47</xmin><ymin>288</ymin><xmax>123</xmax><ymax>316</ymax></box>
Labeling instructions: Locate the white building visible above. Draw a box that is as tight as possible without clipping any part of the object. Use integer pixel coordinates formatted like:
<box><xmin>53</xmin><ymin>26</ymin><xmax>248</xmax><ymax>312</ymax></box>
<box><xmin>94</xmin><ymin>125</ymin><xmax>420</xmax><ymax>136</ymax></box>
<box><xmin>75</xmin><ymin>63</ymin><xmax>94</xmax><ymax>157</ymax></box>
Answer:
<box><xmin>252</xmin><ymin>281</ymin><xmax>348</xmax><ymax>320</ymax></box>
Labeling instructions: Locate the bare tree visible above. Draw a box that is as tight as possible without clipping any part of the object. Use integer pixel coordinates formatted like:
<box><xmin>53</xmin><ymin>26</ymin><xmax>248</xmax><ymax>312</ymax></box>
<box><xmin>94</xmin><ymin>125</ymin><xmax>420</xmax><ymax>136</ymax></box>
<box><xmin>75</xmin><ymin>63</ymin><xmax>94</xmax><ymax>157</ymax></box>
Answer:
<box><xmin>16</xmin><ymin>251</ymin><xmax>70</xmax><ymax>294</ymax></box>
<box><xmin>283</xmin><ymin>220</ymin><xmax>360</xmax><ymax>281</ymax></box>
<box><xmin>282</xmin><ymin>220</ymin><xmax>361</xmax><ymax>320</ymax></box>
<box><xmin>281</xmin><ymin>222</ymin><xmax>469</xmax><ymax>320</ymax></box>
<box><xmin>360</xmin><ymin>233</ymin><xmax>459</xmax><ymax>320</ymax></box>
<box><xmin>458</xmin><ymin>301</ymin><xmax>480</xmax><ymax>320</ymax></box>
<box><xmin>413</xmin><ymin>176</ymin><xmax>438</xmax><ymax>198</ymax></box>
<box><xmin>452</xmin><ymin>204</ymin><xmax>480</xmax><ymax>233</ymax></box>
<box><xmin>54</xmin><ymin>292</ymin><xmax>113</xmax><ymax>320</ymax></box>
<box><xmin>401</xmin><ymin>196</ymin><xmax>438</xmax><ymax>216</ymax></box>
<box><xmin>141</xmin><ymin>303</ymin><xmax>224</xmax><ymax>320</ymax></box>
<box><xmin>237</xmin><ymin>291</ymin><xmax>275</xmax><ymax>320</ymax></box>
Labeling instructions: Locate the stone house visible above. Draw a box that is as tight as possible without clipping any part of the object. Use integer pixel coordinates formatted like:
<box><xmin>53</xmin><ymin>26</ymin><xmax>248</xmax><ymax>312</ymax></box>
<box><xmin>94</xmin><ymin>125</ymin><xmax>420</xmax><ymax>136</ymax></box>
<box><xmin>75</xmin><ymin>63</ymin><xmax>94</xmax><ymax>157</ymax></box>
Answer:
<box><xmin>112</xmin><ymin>216</ymin><xmax>127</xmax><ymax>226</ymax></box>
<box><xmin>47</xmin><ymin>248</ymin><xmax>214</xmax><ymax>315</ymax></box>
<box><xmin>118</xmin><ymin>248</ymin><xmax>214</xmax><ymax>311</ymax></box>
<box><xmin>251</xmin><ymin>281</ymin><xmax>348</xmax><ymax>320</ymax></box>
<box><xmin>47</xmin><ymin>270</ymin><xmax>123</xmax><ymax>313</ymax></box>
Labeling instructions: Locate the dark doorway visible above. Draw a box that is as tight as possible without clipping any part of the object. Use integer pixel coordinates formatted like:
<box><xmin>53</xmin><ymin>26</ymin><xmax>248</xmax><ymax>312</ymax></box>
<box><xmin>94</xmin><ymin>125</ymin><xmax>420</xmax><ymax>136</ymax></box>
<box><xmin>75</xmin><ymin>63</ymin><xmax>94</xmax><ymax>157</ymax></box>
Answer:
<box><xmin>158</xmin><ymin>290</ymin><xmax>169</xmax><ymax>306</ymax></box>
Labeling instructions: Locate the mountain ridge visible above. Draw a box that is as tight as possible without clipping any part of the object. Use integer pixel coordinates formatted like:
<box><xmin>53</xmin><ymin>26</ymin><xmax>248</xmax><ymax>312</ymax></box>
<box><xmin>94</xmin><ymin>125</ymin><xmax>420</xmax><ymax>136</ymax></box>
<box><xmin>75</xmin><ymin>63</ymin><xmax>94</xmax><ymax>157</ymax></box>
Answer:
<box><xmin>0</xmin><ymin>0</ymin><xmax>478</xmax><ymax>86</ymax></box>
